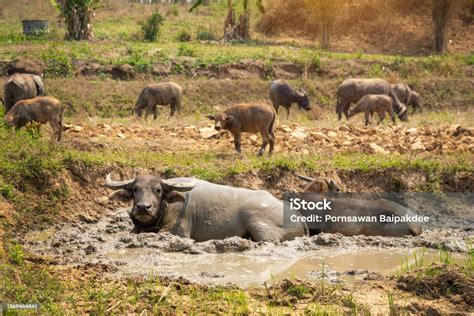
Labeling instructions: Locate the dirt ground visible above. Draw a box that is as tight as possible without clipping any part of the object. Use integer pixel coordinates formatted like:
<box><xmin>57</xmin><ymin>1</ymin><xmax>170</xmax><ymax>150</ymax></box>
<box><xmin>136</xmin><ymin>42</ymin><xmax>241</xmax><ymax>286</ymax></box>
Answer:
<box><xmin>61</xmin><ymin>118</ymin><xmax>474</xmax><ymax>156</ymax></box>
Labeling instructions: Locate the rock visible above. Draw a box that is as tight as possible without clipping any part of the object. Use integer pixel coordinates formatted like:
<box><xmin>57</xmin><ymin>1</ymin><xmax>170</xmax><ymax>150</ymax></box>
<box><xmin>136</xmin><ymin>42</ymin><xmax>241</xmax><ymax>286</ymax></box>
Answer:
<box><xmin>290</xmin><ymin>131</ymin><xmax>308</xmax><ymax>141</ymax></box>
<box><xmin>72</xmin><ymin>126</ymin><xmax>84</xmax><ymax>132</ymax></box>
<box><xmin>78</xmin><ymin>214</ymin><xmax>98</xmax><ymax>224</ymax></box>
<box><xmin>200</xmin><ymin>127</ymin><xmax>221</xmax><ymax>139</ymax></box>
<box><xmin>368</xmin><ymin>143</ymin><xmax>388</xmax><ymax>154</ymax></box>
<box><xmin>117</xmin><ymin>133</ymin><xmax>126</xmax><ymax>139</ymax></box>
<box><xmin>249</xmin><ymin>135</ymin><xmax>259</xmax><ymax>141</ymax></box>
<box><xmin>406</xmin><ymin>127</ymin><xmax>418</xmax><ymax>136</ymax></box>
<box><xmin>411</xmin><ymin>142</ymin><xmax>426</xmax><ymax>151</ymax></box>
<box><xmin>311</xmin><ymin>132</ymin><xmax>330</xmax><ymax>142</ymax></box>
<box><xmin>280</xmin><ymin>125</ymin><xmax>292</xmax><ymax>133</ymax></box>
<box><xmin>327</xmin><ymin>131</ymin><xmax>338</xmax><ymax>138</ymax></box>
<box><xmin>96</xmin><ymin>196</ymin><xmax>109</xmax><ymax>205</ymax></box>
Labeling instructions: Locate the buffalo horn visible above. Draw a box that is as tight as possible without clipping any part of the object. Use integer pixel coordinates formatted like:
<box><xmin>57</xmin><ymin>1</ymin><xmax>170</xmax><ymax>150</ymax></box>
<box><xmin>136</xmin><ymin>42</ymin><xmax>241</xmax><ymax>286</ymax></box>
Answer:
<box><xmin>105</xmin><ymin>174</ymin><xmax>136</xmax><ymax>189</ymax></box>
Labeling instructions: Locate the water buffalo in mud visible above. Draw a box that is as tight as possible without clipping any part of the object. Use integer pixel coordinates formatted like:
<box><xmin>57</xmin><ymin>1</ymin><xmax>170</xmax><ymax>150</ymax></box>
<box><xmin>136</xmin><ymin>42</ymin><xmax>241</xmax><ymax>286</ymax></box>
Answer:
<box><xmin>297</xmin><ymin>175</ymin><xmax>340</xmax><ymax>193</ymax></box>
<box><xmin>297</xmin><ymin>175</ymin><xmax>422</xmax><ymax>237</ymax></box>
<box><xmin>3</xmin><ymin>73</ymin><xmax>46</xmax><ymax>113</ymax></box>
<box><xmin>106</xmin><ymin>174</ymin><xmax>307</xmax><ymax>242</ymax></box>
<box><xmin>134</xmin><ymin>82</ymin><xmax>182</xmax><ymax>119</ymax></box>
<box><xmin>391</xmin><ymin>83</ymin><xmax>423</xmax><ymax>114</ymax></box>
<box><xmin>4</xmin><ymin>96</ymin><xmax>63</xmax><ymax>141</ymax></box>
<box><xmin>348</xmin><ymin>94</ymin><xmax>396</xmax><ymax>126</ymax></box>
<box><xmin>336</xmin><ymin>78</ymin><xmax>408</xmax><ymax>122</ymax></box>
<box><xmin>270</xmin><ymin>79</ymin><xmax>310</xmax><ymax>115</ymax></box>
<box><xmin>206</xmin><ymin>103</ymin><xmax>276</xmax><ymax>156</ymax></box>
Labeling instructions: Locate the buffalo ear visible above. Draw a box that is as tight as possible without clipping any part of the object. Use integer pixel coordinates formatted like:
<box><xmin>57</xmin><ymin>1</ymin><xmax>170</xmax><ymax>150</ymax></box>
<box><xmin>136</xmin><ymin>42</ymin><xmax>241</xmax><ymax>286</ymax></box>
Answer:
<box><xmin>206</xmin><ymin>114</ymin><xmax>215</xmax><ymax>120</ymax></box>
<box><xmin>165</xmin><ymin>191</ymin><xmax>185</xmax><ymax>204</ymax></box>
<box><xmin>109</xmin><ymin>189</ymin><xmax>133</xmax><ymax>202</ymax></box>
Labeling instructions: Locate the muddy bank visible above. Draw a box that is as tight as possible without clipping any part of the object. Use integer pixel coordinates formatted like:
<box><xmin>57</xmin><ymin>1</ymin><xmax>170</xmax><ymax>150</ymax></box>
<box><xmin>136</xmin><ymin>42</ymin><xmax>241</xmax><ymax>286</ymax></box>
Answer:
<box><xmin>20</xmin><ymin>207</ymin><xmax>472</xmax><ymax>286</ymax></box>
<box><xmin>3</xmin><ymin>56</ymin><xmax>473</xmax><ymax>81</ymax></box>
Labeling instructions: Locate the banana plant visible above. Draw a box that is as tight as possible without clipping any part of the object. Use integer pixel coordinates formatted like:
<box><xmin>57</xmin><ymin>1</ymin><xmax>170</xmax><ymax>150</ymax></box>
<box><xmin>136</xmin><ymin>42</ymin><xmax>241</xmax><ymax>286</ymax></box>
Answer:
<box><xmin>190</xmin><ymin>0</ymin><xmax>265</xmax><ymax>41</ymax></box>
<box><xmin>50</xmin><ymin>0</ymin><xmax>101</xmax><ymax>40</ymax></box>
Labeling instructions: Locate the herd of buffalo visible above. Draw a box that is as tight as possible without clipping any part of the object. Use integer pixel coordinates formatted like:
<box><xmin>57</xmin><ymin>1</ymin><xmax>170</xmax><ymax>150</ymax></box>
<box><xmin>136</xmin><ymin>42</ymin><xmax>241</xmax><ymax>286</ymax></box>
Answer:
<box><xmin>2</xmin><ymin>72</ymin><xmax>427</xmax><ymax>241</ymax></box>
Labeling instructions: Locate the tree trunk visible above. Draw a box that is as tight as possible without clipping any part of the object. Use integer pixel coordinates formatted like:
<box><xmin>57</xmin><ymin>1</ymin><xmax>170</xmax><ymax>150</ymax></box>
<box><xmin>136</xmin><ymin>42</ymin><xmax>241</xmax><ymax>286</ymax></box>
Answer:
<box><xmin>321</xmin><ymin>19</ymin><xmax>330</xmax><ymax>49</ymax></box>
<box><xmin>222</xmin><ymin>0</ymin><xmax>250</xmax><ymax>42</ymax></box>
<box><xmin>57</xmin><ymin>1</ymin><xmax>96</xmax><ymax>41</ymax></box>
<box><xmin>432</xmin><ymin>0</ymin><xmax>451</xmax><ymax>53</ymax></box>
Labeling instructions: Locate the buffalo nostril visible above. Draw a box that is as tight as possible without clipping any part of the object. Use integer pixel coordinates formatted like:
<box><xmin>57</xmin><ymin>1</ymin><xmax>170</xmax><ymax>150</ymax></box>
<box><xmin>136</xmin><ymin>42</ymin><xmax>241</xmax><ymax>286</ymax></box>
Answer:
<box><xmin>136</xmin><ymin>202</ymin><xmax>151</xmax><ymax>211</ymax></box>
<box><xmin>215</xmin><ymin>126</ymin><xmax>221</xmax><ymax>131</ymax></box>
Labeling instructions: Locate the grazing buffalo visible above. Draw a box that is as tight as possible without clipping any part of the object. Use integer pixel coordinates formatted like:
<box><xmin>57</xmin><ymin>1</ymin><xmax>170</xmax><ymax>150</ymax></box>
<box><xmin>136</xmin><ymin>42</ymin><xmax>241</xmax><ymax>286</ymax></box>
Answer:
<box><xmin>134</xmin><ymin>82</ymin><xmax>183</xmax><ymax>119</ymax></box>
<box><xmin>3</xmin><ymin>73</ymin><xmax>46</xmax><ymax>113</ymax></box>
<box><xmin>106</xmin><ymin>174</ymin><xmax>307</xmax><ymax>242</ymax></box>
<box><xmin>4</xmin><ymin>96</ymin><xmax>63</xmax><ymax>141</ymax></box>
<box><xmin>391</xmin><ymin>83</ymin><xmax>423</xmax><ymax>114</ymax></box>
<box><xmin>298</xmin><ymin>176</ymin><xmax>422</xmax><ymax>237</ymax></box>
<box><xmin>270</xmin><ymin>79</ymin><xmax>310</xmax><ymax>115</ymax></box>
<box><xmin>206</xmin><ymin>103</ymin><xmax>276</xmax><ymax>156</ymax></box>
<box><xmin>347</xmin><ymin>94</ymin><xmax>396</xmax><ymax>126</ymax></box>
<box><xmin>336</xmin><ymin>78</ymin><xmax>408</xmax><ymax>122</ymax></box>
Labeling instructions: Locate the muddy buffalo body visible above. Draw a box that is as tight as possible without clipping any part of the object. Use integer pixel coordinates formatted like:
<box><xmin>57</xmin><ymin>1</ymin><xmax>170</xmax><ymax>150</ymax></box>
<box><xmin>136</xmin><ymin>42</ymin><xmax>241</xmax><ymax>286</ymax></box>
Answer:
<box><xmin>2</xmin><ymin>73</ymin><xmax>46</xmax><ymax>113</ymax></box>
<box><xmin>336</xmin><ymin>78</ymin><xmax>408</xmax><ymax>122</ymax></box>
<box><xmin>106</xmin><ymin>174</ymin><xmax>307</xmax><ymax>242</ymax></box>
<box><xmin>297</xmin><ymin>175</ymin><xmax>422</xmax><ymax>237</ymax></box>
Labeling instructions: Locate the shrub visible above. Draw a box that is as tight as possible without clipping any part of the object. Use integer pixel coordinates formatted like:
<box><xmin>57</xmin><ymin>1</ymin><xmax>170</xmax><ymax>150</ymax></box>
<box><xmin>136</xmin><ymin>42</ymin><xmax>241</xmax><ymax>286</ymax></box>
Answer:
<box><xmin>196</xmin><ymin>27</ymin><xmax>216</xmax><ymax>41</ymax></box>
<box><xmin>166</xmin><ymin>5</ymin><xmax>179</xmax><ymax>17</ymax></box>
<box><xmin>40</xmin><ymin>47</ymin><xmax>74</xmax><ymax>77</ymax></box>
<box><xmin>141</xmin><ymin>11</ymin><xmax>164</xmax><ymax>42</ymax></box>
<box><xmin>176</xmin><ymin>30</ymin><xmax>192</xmax><ymax>42</ymax></box>
<box><xmin>177</xmin><ymin>44</ymin><xmax>195</xmax><ymax>57</ymax></box>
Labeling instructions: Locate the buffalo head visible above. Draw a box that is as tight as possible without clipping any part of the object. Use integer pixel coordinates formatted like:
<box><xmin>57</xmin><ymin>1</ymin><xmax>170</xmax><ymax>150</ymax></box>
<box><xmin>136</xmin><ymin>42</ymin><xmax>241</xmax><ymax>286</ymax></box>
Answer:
<box><xmin>296</xmin><ymin>90</ymin><xmax>311</xmax><ymax>111</ymax></box>
<box><xmin>297</xmin><ymin>175</ymin><xmax>340</xmax><ymax>193</ymax></box>
<box><xmin>206</xmin><ymin>113</ymin><xmax>233</xmax><ymax>131</ymax></box>
<box><xmin>106</xmin><ymin>174</ymin><xmax>196</xmax><ymax>231</ymax></box>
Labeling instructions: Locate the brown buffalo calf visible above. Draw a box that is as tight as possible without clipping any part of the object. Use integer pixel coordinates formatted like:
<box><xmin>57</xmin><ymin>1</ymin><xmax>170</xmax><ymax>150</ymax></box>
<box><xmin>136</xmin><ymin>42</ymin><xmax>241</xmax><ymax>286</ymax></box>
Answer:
<box><xmin>207</xmin><ymin>103</ymin><xmax>276</xmax><ymax>156</ymax></box>
<box><xmin>4</xmin><ymin>96</ymin><xmax>63</xmax><ymax>141</ymax></box>
<box><xmin>347</xmin><ymin>94</ymin><xmax>395</xmax><ymax>126</ymax></box>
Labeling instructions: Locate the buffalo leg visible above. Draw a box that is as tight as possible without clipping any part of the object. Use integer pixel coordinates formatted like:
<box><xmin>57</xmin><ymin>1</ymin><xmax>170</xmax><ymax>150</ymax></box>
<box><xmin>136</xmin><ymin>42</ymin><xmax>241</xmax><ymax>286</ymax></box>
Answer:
<box><xmin>258</xmin><ymin>131</ymin><xmax>270</xmax><ymax>156</ymax></box>
<box><xmin>269</xmin><ymin>132</ymin><xmax>275</xmax><ymax>155</ymax></box>
<box><xmin>377</xmin><ymin>109</ymin><xmax>385</xmax><ymax>124</ymax></box>
<box><xmin>388</xmin><ymin>107</ymin><xmax>396</xmax><ymax>124</ymax></box>
<box><xmin>233</xmin><ymin>133</ymin><xmax>242</xmax><ymax>153</ymax></box>
<box><xmin>364</xmin><ymin>111</ymin><xmax>370</xmax><ymax>126</ymax></box>
<box><xmin>153</xmin><ymin>105</ymin><xmax>159</xmax><ymax>120</ymax></box>
<box><xmin>247</xmin><ymin>222</ymin><xmax>280</xmax><ymax>242</ymax></box>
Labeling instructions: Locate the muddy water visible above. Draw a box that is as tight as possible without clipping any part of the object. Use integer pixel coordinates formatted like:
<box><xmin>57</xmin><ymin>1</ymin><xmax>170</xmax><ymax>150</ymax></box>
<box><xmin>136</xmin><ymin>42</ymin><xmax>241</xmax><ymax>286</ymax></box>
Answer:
<box><xmin>21</xmin><ymin>208</ymin><xmax>472</xmax><ymax>287</ymax></box>
<box><xmin>102</xmin><ymin>247</ymin><xmax>465</xmax><ymax>287</ymax></box>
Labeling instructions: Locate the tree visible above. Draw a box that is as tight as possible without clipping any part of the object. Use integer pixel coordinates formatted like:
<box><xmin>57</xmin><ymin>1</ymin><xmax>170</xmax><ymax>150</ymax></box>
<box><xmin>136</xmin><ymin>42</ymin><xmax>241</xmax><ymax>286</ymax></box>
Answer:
<box><xmin>315</xmin><ymin>0</ymin><xmax>343</xmax><ymax>49</ymax></box>
<box><xmin>432</xmin><ymin>0</ymin><xmax>452</xmax><ymax>53</ymax></box>
<box><xmin>51</xmin><ymin>0</ymin><xmax>101</xmax><ymax>41</ymax></box>
<box><xmin>190</xmin><ymin>0</ymin><xmax>265</xmax><ymax>42</ymax></box>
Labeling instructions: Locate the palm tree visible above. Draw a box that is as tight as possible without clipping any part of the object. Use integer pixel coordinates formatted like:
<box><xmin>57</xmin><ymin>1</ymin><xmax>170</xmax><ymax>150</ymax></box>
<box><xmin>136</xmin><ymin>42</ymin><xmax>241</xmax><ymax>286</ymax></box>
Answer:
<box><xmin>51</xmin><ymin>0</ymin><xmax>101</xmax><ymax>41</ymax></box>
<box><xmin>190</xmin><ymin>0</ymin><xmax>264</xmax><ymax>42</ymax></box>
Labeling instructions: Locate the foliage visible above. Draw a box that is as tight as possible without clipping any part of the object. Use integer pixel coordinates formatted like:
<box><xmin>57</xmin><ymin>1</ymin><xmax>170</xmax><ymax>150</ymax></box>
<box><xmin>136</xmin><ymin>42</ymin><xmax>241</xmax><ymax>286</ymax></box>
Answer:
<box><xmin>50</xmin><ymin>0</ymin><xmax>101</xmax><ymax>40</ymax></box>
<box><xmin>141</xmin><ymin>11</ymin><xmax>164</xmax><ymax>42</ymax></box>
<box><xmin>176</xmin><ymin>29</ymin><xmax>192</xmax><ymax>42</ymax></box>
<box><xmin>196</xmin><ymin>27</ymin><xmax>217</xmax><ymax>41</ymax></box>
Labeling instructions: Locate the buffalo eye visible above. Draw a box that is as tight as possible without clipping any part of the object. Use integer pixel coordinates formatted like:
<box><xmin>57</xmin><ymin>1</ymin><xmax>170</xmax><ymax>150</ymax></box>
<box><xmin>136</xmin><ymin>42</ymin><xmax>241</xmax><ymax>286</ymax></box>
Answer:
<box><xmin>155</xmin><ymin>188</ymin><xmax>161</xmax><ymax>193</ymax></box>
<box><xmin>133</xmin><ymin>187</ymin><xmax>139</xmax><ymax>193</ymax></box>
